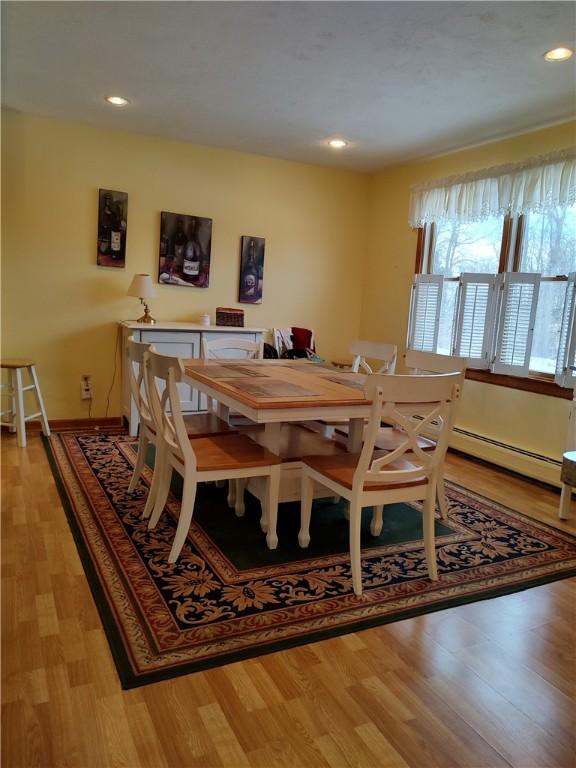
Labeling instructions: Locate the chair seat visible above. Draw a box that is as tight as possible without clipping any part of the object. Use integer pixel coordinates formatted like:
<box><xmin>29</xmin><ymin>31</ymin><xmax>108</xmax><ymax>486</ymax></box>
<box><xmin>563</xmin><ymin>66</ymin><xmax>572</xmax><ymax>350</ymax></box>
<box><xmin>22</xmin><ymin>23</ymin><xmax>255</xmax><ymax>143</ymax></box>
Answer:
<box><xmin>191</xmin><ymin>434</ymin><xmax>283</xmax><ymax>472</ymax></box>
<box><xmin>183</xmin><ymin>412</ymin><xmax>236</xmax><ymax>438</ymax></box>
<box><xmin>302</xmin><ymin>450</ymin><xmax>427</xmax><ymax>491</ymax></box>
<box><xmin>248</xmin><ymin>424</ymin><xmax>347</xmax><ymax>462</ymax></box>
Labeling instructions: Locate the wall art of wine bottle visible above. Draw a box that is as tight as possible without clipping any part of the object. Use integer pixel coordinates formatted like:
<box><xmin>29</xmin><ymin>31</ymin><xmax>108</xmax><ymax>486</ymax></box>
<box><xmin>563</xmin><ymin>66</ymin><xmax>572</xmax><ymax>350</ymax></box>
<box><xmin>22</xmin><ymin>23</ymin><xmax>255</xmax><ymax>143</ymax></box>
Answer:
<box><xmin>97</xmin><ymin>189</ymin><xmax>128</xmax><ymax>268</ymax></box>
<box><xmin>239</xmin><ymin>235</ymin><xmax>265</xmax><ymax>304</ymax></box>
<box><xmin>158</xmin><ymin>211</ymin><xmax>212</xmax><ymax>288</ymax></box>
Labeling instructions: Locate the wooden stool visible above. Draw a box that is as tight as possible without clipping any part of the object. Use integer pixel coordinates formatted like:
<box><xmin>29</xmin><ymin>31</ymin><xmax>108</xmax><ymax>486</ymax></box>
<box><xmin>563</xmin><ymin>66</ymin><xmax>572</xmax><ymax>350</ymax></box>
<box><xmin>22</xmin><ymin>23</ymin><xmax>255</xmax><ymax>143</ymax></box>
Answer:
<box><xmin>559</xmin><ymin>450</ymin><xmax>576</xmax><ymax>519</ymax></box>
<box><xmin>1</xmin><ymin>359</ymin><xmax>50</xmax><ymax>448</ymax></box>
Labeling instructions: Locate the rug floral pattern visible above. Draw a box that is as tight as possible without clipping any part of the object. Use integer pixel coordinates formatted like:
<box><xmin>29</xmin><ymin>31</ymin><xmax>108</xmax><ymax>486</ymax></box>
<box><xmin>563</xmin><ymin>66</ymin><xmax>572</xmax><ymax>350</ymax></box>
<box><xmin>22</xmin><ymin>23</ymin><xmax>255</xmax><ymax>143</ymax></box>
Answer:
<box><xmin>46</xmin><ymin>431</ymin><xmax>576</xmax><ymax>688</ymax></box>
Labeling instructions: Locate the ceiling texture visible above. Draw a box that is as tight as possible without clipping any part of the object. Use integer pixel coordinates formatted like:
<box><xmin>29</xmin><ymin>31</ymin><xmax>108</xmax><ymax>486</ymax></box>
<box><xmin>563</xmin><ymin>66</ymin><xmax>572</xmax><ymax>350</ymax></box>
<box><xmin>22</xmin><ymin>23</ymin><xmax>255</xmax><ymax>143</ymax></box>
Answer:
<box><xmin>2</xmin><ymin>1</ymin><xmax>575</xmax><ymax>172</ymax></box>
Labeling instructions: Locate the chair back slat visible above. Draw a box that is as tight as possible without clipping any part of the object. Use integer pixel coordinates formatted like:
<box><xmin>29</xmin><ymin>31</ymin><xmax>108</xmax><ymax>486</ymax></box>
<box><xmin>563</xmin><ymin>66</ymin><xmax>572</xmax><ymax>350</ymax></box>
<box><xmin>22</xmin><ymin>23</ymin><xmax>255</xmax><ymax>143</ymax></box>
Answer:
<box><xmin>404</xmin><ymin>350</ymin><xmax>467</xmax><ymax>374</ymax></box>
<box><xmin>354</xmin><ymin>372</ymin><xmax>463</xmax><ymax>489</ymax></box>
<box><xmin>144</xmin><ymin>350</ymin><xmax>197</xmax><ymax>470</ymax></box>
<box><xmin>350</xmin><ymin>341</ymin><xmax>397</xmax><ymax>374</ymax></box>
<box><xmin>202</xmin><ymin>337</ymin><xmax>263</xmax><ymax>360</ymax></box>
<box><xmin>126</xmin><ymin>337</ymin><xmax>155</xmax><ymax>429</ymax></box>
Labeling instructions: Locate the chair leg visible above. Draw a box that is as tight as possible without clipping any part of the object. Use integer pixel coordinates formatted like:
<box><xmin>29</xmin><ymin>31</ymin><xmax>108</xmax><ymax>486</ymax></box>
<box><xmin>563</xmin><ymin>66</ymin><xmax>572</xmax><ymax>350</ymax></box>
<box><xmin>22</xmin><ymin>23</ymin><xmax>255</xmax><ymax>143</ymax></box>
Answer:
<box><xmin>343</xmin><ymin>502</ymin><xmax>350</xmax><ymax>521</ymax></box>
<box><xmin>227</xmin><ymin>479</ymin><xmax>237</xmax><ymax>508</ymax></box>
<box><xmin>168</xmin><ymin>478</ymin><xmax>198</xmax><ymax>563</ymax></box>
<box><xmin>423</xmin><ymin>485</ymin><xmax>439</xmax><ymax>581</ymax></box>
<box><xmin>349</xmin><ymin>500</ymin><xmax>363</xmax><ymax>596</ymax></box>
<box><xmin>260</xmin><ymin>500</ymin><xmax>268</xmax><ymax>533</ymax></box>
<box><xmin>298</xmin><ymin>473</ymin><xmax>314</xmax><ymax>547</ymax></box>
<box><xmin>148</xmin><ymin>461</ymin><xmax>173</xmax><ymax>529</ymax></box>
<box><xmin>235</xmin><ymin>478</ymin><xmax>247</xmax><ymax>517</ymax></box>
<box><xmin>128</xmin><ymin>432</ymin><xmax>149</xmax><ymax>493</ymax></box>
<box><xmin>436</xmin><ymin>472</ymin><xmax>448</xmax><ymax>519</ymax></box>
<box><xmin>265</xmin><ymin>466</ymin><xmax>281</xmax><ymax>550</ymax></box>
<box><xmin>142</xmin><ymin>449</ymin><xmax>164</xmax><ymax>519</ymax></box>
<box><xmin>370</xmin><ymin>505</ymin><xmax>384</xmax><ymax>536</ymax></box>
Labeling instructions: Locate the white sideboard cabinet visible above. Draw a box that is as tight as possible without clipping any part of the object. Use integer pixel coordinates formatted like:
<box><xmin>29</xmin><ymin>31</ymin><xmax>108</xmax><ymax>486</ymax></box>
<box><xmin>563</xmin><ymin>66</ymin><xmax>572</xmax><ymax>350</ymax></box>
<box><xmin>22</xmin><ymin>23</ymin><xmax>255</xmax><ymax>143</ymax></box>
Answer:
<box><xmin>120</xmin><ymin>321</ymin><xmax>266</xmax><ymax>436</ymax></box>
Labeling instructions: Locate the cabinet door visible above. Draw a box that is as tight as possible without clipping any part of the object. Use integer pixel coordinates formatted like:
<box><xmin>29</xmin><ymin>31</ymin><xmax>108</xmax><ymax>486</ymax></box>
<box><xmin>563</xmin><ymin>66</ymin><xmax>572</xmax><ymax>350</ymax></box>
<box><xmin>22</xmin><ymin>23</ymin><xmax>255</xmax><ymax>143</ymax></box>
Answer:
<box><xmin>139</xmin><ymin>331</ymin><xmax>201</xmax><ymax>413</ymax></box>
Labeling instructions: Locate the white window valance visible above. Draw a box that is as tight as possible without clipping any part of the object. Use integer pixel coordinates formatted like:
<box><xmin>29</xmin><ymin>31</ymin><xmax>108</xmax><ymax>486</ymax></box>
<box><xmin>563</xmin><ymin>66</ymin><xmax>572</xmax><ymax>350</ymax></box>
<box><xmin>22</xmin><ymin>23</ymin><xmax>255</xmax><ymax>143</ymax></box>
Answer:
<box><xmin>409</xmin><ymin>148</ymin><xmax>576</xmax><ymax>228</ymax></box>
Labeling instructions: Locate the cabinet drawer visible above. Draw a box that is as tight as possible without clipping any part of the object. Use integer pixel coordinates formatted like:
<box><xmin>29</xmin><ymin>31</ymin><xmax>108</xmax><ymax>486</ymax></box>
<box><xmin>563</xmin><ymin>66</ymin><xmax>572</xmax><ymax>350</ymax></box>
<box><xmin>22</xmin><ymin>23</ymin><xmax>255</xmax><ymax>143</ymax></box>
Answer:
<box><xmin>139</xmin><ymin>331</ymin><xmax>201</xmax><ymax>345</ymax></box>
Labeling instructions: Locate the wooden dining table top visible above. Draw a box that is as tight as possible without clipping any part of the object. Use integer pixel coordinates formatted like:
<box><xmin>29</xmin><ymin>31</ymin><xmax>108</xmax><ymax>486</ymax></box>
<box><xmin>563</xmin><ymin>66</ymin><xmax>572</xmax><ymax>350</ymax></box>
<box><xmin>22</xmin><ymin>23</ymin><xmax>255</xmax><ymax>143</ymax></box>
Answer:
<box><xmin>182</xmin><ymin>359</ymin><xmax>370</xmax><ymax>411</ymax></box>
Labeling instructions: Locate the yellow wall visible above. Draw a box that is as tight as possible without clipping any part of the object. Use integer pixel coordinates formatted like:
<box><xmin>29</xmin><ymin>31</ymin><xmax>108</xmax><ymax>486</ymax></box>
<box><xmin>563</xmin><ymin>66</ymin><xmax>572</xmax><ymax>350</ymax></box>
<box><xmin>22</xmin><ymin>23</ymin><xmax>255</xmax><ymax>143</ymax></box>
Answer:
<box><xmin>1</xmin><ymin>111</ymin><xmax>369</xmax><ymax>419</ymax></box>
<box><xmin>2</xmin><ymin>111</ymin><xmax>573</xmax><ymax>479</ymax></box>
<box><xmin>363</xmin><ymin>121</ymin><xmax>576</xmax><ymax>474</ymax></box>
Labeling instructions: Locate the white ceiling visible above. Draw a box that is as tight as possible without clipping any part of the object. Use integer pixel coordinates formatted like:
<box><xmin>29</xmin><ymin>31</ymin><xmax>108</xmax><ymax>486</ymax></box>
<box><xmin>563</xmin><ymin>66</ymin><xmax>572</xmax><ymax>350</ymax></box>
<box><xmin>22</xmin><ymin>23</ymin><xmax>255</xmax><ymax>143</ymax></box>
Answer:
<box><xmin>2</xmin><ymin>1</ymin><xmax>575</xmax><ymax>172</ymax></box>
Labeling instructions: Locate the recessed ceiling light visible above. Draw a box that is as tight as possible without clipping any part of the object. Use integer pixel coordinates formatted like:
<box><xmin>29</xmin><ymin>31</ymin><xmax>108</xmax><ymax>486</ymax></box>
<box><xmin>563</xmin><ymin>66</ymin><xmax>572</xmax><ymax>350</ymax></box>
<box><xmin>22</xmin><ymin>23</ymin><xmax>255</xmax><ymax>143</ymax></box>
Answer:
<box><xmin>543</xmin><ymin>47</ymin><xmax>573</xmax><ymax>62</ymax></box>
<box><xmin>105</xmin><ymin>95</ymin><xmax>130</xmax><ymax>106</ymax></box>
<box><xmin>328</xmin><ymin>139</ymin><xmax>348</xmax><ymax>149</ymax></box>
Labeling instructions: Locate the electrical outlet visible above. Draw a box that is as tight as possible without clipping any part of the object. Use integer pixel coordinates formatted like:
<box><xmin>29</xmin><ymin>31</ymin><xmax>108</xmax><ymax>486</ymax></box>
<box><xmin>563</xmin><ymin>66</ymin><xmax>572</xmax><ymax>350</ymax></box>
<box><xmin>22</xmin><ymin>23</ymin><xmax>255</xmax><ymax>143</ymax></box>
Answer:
<box><xmin>80</xmin><ymin>374</ymin><xmax>93</xmax><ymax>400</ymax></box>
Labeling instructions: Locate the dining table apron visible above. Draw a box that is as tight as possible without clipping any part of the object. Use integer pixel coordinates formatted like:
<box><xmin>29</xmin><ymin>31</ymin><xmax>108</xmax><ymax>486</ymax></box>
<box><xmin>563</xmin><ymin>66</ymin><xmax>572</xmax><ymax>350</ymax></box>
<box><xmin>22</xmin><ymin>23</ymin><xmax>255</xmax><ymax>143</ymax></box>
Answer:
<box><xmin>182</xmin><ymin>359</ymin><xmax>372</xmax><ymax>503</ymax></box>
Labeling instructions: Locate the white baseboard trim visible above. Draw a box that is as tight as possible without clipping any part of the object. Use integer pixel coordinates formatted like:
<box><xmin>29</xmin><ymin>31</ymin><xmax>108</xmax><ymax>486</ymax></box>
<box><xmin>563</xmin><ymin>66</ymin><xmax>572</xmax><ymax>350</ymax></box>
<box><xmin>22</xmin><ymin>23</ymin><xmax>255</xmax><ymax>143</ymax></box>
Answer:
<box><xmin>450</xmin><ymin>427</ymin><xmax>562</xmax><ymax>488</ymax></box>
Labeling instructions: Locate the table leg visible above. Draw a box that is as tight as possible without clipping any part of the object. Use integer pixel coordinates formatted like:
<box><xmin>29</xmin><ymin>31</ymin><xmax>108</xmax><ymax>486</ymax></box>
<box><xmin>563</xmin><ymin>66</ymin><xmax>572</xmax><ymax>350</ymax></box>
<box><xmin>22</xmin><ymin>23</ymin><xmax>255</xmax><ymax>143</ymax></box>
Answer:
<box><xmin>559</xmin><ymin>484</ymin><xmax>573</xmax><ymax>519</ymax></box>
<box><xmin>216</xmin><ymin>402</ymin><xmax>230</xmax><ymax>422</ymax></box>
<box><xmin>261</xmin><ymin>422</ymin><xmax>282</xmax><ymax>454</ymax></box>
<box><xmin>347</xmin><ymin>418</ymin><xmax>364</xmax><ymax>453</ymax></box>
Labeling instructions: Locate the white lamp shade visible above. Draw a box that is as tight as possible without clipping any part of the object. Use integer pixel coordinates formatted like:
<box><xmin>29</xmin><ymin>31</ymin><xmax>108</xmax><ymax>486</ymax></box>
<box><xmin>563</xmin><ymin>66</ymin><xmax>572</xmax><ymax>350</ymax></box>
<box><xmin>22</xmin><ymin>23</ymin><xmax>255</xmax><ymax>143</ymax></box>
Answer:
<box><xmin>127</xmin><ymin>273</ymin><xmax>156</xmax><ymax>299</ymax></box>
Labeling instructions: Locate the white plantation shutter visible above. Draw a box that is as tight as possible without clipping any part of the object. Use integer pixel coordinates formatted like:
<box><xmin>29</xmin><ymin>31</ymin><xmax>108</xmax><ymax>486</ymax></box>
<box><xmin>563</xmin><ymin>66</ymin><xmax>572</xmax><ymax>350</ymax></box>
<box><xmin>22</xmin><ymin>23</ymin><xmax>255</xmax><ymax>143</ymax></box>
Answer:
<box><xmin>492</xmin><ymin>273</ymin><xmax>540</xmax><ymax>376</ymax></box>
<box><xmin>407</xmin><ymin>275</ymin><xmax>443</xmax><ymax>352</ymax></box>
<box><xmin>453</xmin><ymin>274</ymin><xmax>497</xmax><ymax>369</ymax></box>
<box><xmin>555</xmin><ymin>273</ymin><xmax>576</xmax><ymax>388</ymax></box>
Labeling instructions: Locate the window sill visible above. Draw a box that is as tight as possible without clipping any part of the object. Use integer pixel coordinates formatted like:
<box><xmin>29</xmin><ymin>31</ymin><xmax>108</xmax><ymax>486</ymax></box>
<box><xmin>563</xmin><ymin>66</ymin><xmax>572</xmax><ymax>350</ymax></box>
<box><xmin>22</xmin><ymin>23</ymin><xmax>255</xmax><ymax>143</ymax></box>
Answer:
<box><xmin>465</xmin><ymin>369</ymin><xmax>572</xmax><ymax>399</ymax></box>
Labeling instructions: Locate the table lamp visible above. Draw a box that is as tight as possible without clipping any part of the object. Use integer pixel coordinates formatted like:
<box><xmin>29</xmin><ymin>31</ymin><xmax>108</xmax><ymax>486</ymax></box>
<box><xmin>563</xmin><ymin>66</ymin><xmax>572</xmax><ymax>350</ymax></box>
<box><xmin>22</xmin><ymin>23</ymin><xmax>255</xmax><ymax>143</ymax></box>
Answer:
<box><xmin>127</xmin><ymin>273</ymin><xmax>156</xmax><ymax>324</ymax></box>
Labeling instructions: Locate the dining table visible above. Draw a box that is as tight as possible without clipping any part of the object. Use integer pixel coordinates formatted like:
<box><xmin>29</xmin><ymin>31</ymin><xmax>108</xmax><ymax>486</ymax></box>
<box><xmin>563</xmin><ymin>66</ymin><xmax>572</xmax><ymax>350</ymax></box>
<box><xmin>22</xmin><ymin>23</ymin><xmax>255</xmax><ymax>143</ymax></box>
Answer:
<box><xmin>182</xmin><ymin>358</ymin><xmax>372</xmax><ymax>506</ymax></box>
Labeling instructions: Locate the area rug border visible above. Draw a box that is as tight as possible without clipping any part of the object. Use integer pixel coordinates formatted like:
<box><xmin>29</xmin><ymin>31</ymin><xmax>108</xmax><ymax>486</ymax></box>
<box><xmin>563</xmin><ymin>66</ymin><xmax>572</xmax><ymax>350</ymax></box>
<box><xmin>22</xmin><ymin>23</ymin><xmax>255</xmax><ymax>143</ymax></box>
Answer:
<box><xmin>43</xmin><ymin>432</ymin><xmax>576</xmax><ymax>689</ymax></box>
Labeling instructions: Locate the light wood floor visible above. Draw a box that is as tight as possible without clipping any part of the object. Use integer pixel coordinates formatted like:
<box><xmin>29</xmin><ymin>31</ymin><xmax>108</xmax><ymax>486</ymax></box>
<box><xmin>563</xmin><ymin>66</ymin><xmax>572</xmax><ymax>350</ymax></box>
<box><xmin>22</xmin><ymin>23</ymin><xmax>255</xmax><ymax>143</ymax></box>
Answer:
<box><xmin>2</xmin><ymin>434</ymin><xmax>575</xmax><ymax>768</ymax></box>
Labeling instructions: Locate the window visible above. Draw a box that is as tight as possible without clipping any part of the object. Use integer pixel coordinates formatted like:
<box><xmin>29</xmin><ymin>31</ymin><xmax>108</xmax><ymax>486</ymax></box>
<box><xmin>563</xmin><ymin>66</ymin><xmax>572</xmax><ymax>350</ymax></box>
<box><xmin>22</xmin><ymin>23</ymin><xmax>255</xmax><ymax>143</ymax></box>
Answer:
<box><xmin>432</xmin><ymin>217</ymin><xmax>503</xmax><ymax>277</ymax></box>
<box><xmin>520</xmin><ymin>206</ymin><xmax>576</xmax><ymax>374</ymax></box>
<box><xmin>407</xmin><ymin>151</ymin><xmax>576</xmax><ymax>388</ymax></box>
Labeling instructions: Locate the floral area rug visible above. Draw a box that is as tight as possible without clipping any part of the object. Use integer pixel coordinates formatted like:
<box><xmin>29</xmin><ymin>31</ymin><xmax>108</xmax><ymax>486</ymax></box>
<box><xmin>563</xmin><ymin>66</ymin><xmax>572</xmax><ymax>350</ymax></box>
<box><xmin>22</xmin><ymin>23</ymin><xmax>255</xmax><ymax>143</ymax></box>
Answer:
<box><xmin>45</xmin><ymin>430</ymin><xmax>576</xmax><ymax>688</ymax></box>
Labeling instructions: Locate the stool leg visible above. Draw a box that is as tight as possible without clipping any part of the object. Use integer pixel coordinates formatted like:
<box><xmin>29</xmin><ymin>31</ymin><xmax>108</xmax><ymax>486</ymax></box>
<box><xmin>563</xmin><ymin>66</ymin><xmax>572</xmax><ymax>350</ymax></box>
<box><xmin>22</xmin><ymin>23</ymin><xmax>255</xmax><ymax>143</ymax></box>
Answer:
<box><xmin>8</xmin><ymin>377</ymin><xmax>16</xmax><ymax>432</ymax></box>
<box><xmin>14</xmin><ymin>368</ymin><xmax>26</xmax><ymax>448</ymax></box>
<box><xmin>559</xmin><ymin>484</ymin><xmax>573</xmax><ymax>520</ymax></box>
<box><xmin>30</xmin><ymin>365</ymin><xmax>50</xmax><ymax>437</ymax></box>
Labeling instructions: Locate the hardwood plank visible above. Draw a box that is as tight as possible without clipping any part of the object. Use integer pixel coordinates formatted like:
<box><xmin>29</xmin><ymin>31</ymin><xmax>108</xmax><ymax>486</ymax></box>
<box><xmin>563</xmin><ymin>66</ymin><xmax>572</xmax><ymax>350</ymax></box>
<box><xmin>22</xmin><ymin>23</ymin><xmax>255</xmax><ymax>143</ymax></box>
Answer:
<box><xmin>1</xmin><ymin>433</ymin><xmax>575</xmax><ymax>768</ymax></box>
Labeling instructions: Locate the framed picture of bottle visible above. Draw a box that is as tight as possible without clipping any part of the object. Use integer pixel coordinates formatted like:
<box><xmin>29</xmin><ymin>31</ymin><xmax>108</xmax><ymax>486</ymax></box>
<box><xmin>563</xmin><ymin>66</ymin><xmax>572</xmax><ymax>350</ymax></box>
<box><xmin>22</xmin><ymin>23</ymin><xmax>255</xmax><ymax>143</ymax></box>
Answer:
<box><xmin>158</xmin><ymin>211</ymin><xmax>212</xmax><ymax>288</ymax></box>
<box><xmin>97</xmin><ymin>189</ymin><xmax>128</xmax><ymax>267</ymax></box>
<box><xmin>238</xmin><ymin>236</ymin><xmax>265</xmax><ymax>304</ymax></box>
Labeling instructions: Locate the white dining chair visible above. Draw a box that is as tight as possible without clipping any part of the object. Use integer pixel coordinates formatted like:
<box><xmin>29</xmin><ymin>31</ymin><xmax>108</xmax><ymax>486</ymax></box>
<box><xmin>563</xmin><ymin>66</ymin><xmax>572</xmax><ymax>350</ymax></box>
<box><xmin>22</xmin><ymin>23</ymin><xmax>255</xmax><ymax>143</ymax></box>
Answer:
<box><xmin>273</xmin><ymin>327</ymin><xmax>316</xmax><ymax>358</ymax></box>
<box><xmin>404</xmin><ymin>350</ymin><xmax>468</xmax><ymax>375</ymax></box>
<box><xmin>126</xmin><ymin>337</ymin><xmax>159</xmax><ymax>518</ymax></box>
<box><xmin>328</xmin><ymin>349</ymin><xmax>467</xmax><ymax>518</ymax></box>
<box><xmin>144</xmin><ymin>349</ymin><xmax>282</xmax><ymax>562</ymax></box>
<box><xmin>299</xmin><ymin>372</ymin><xmax>463</xmax><ymax>595</ymax></box>
<box><xmin>350</xmin><ymin>340</ymin><xmax>397</xmax><ymax>374</ymax></box>
<box><xmin>320</xmin><ymin>340</ymin><xmax>397</xmax><ymax>438</ymax></box>
<box><xmin>202</xmin><ymin>336</ymin><xmax>263</xmax><ymax>360</ymax></box>
<box><xmin>392</xmin><ymin>350</ymin><xmax>468</xmax><ymax>518</ymax></box>
<box><xmin>127</xmin><ymin>339</ymin><xmax>237</xmax><ymax>513</ymax></box>
<box><xmin>201</xmin><ymin>335</ymin><xmax>264</xmax><ymax>425</ymax></box>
